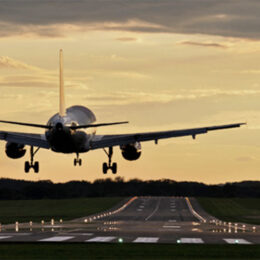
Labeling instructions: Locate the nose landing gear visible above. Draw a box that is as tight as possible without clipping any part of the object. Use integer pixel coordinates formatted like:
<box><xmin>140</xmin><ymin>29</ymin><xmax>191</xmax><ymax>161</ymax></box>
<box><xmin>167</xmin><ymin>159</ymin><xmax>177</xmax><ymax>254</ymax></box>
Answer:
<box><xmin>24</xmin><ymin>146</ymin><xmax>40</xmax><ymax>173</ymax></box>
<box><xmin>103</xmin><ymin>147</ymin><xmax>117</xmax><ymax>174</ymax></box>
<box><xmin>74</xmin><ymin>153</ymin><xmax>82</xmax><ymax>166</ymax></box>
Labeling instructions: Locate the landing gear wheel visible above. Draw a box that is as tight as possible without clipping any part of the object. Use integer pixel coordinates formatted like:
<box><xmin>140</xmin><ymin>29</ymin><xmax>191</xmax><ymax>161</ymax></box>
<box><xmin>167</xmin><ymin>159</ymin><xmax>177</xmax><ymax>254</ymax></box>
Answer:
<box><xmin>34</xmin><ymin>161</ymin><xmax>39</xmax><ymax>173</ymax></box>
<box><xmin>112</xmin><ymin>162</ymin><xmax>117</xmax><ymax>174</ymax></box>
<box><xmin>25</xmin><ymin>161</ymin><xmax>30</xmax><ymax>173</ymax></box>
<box><xmin>102</xmin><ymin>147</ymin><xmax>118</xmax><ymax>174</ymax></box>
<box><xmin>74</xmin><ymin>153</ymin><xmax>82</xmax><ymax>166</ymax></box>
<box><xmin>103</xmin><ymin>163</ymin><xmax>108</xmax><ymax>174</ymax></box>
<box><xmin>24</xmin><ymin>146</ymin><xmax>40</xmax><ymax>173</ymax></box>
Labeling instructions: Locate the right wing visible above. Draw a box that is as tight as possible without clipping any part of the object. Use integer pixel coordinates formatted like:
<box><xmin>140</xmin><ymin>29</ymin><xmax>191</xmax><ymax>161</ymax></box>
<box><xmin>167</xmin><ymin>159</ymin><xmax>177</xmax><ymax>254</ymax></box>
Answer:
<box><xmin>0</xmin><ymin>131</ymin><xmax>50</xmax><ymax>149</ymax></box>
<box><xmin>90</xmin><ymin>123</ymin><xmax>245</xmax><ymax>150</ymax></box>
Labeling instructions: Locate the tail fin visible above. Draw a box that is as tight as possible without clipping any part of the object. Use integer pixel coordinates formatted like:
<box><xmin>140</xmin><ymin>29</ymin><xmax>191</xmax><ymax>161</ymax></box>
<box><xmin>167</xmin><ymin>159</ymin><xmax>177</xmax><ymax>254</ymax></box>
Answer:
<box><xmin>59</xmin><ymin>49</ymin><xmax>66</xmax><ymax>117</ymax></box>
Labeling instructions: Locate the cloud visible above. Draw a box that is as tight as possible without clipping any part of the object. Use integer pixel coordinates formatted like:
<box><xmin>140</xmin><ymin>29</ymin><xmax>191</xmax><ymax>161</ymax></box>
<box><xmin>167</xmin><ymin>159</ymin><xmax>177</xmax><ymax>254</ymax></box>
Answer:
<box><xmin>0</xmin><ymin>56</ymin><xmax>41</xmax><ymax>70</ymax></box>
<box><xmin>0</xmin><ymin>1</ymin><xmax>260</xmax><ymax>39</ymax></box>
<box><xmin>236</xmin><ymin>156</ymin><xmax>256</xmax><ymax>162</ymax></box>
<box><xmin>179</xmin><ymin>41</ymin><xmax>228</xmax><ymax>49</ymax></box>
<box><xmin>0</xmin><ymin>75</ymin><xmax>57</xmax><ymax>88</ymax></box>
<box><xmin>240</xmin><ymin>70</ymin><xmax>260</xmax><ymax>74</ymax></box>
<box><xmin>116</xmin><ymin>37</ymin><xmax>138</xmax><ymax>42</ymax></box>
<box><xmin>0</xmin><ymin>74</ymin><xmax>89</xmax><ymax>89</ymax></box>
<box><xmin>84</xmin><ymin>88</ymin><xmax>260</xmax><ymax>108</ymax></box>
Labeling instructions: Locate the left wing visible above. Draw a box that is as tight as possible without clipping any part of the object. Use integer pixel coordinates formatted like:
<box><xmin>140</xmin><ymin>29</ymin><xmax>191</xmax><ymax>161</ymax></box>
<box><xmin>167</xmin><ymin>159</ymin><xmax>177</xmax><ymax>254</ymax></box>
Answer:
<box><xmin>0</xmin><ymin>131</ymin><xmax>50</xmax><ymax>149</ymax></box>
<box><xmin>90</xmin><ymin>123</ymin><xmax>245</xmax><ymax>150</ymax></box>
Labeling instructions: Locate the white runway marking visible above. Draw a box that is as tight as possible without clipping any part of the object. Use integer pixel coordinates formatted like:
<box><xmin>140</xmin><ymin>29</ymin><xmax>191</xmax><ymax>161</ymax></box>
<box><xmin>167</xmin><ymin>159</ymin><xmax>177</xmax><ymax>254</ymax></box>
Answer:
<box><xmin>180</xmin><ymin>238</ymin><xmax>204</xmax><ymax>244</ymax></box>
<box><xmin>137</xmin><ymin>209</ymin><xmax>143</xmax><ymax>211</ymax></box>
<box><xmin>224</xmin><ymin>238</ymin><xmax>252</xmax><ymax>244</ymax></box>
<box><xmin>171</xmin><ymin>209</ymin><xmax>176</xmax><ymax>212</ymax></box>
<box><xmin>168</xmin><ymin>219</ymin><xmax>176</xmax><ymax>222</ymax></box>
<box><xmin>163</xmin><ymin>225</ymin><xmax>181</xmax><ymax>229</ymax></box>
<box><xmin>133</xmin><ymin>237</ymin><xmax>159</xmax><ymax>243</ymax></box>
<box><xmin>145</xmin><ymin>198</ymin><xmax>161</xmax><ymax>221</ymax></box>
<box><xmin>60</xmin><ymin>233</ymin><xmax>93</xmax><ymax>236</ymax></box>
<box><xmin>39</xmin><ymin>236</ymin><xmax>74</xmax><ymax>242</ymax></box>
<box><xmin>0</xmin><ymin>233</ymin><xmax>30</xmax><ymax>236</ymax></box>
<box><xmin>86</xmin><ymin>236</ymin><xmax>116</xmax><ymax>242</ymax></box>
<box><xmin>0</xmin><ymin>236</ymin><xmax>12</xmax><ymax>240</ymax></box>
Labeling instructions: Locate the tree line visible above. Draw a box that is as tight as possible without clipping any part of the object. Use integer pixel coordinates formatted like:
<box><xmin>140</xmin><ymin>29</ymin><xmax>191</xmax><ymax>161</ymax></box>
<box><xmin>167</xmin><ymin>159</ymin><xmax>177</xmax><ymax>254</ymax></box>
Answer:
<box><xmin>0</xmin><ymin>178</ymin><xmax>259</xmax><ymax>199</ymax></box>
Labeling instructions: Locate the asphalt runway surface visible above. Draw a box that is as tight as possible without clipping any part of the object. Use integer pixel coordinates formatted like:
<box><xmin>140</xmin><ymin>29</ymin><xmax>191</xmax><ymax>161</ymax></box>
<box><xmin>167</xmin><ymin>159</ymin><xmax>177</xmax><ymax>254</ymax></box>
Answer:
<box><xmin>0</xmin><ymin>196</ymin><xmax>259</xmax><ymax>244</ymax></box>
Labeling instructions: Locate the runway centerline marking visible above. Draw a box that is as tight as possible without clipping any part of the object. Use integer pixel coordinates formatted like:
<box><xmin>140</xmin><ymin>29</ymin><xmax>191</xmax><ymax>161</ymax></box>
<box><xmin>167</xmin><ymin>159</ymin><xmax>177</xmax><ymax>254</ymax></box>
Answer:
<box><xmin>163</xmin><ymin>225</ymin><xmax>180</xmax><ymax>229</ymax></box>
<box><xmin>86</xmin><ymin>236</ymin><xmax>116</xmax><ymax>242</ymax></box>
<box><xmin>180</xmin><ymin>238</ymin><xmax>204</xmax><ymax>244</ymax></box>
<box><xmin>224</xmin><ymin>238</ymin><xmax>252</xmax><ymax>244</ymax></box>
<box><xmin>39</xmin><ymin>236</ymin><xmax>74</xmax><ymax>242</ymax></box>
<box><xmin>145</xmin><ymin>198</ymin><xmax>161</xmax><ymax>221</ymax></box>
<box><xmin>133</xmin><ymin>237</ymin><xmax>159</xmax><ymax>243</ymax></box>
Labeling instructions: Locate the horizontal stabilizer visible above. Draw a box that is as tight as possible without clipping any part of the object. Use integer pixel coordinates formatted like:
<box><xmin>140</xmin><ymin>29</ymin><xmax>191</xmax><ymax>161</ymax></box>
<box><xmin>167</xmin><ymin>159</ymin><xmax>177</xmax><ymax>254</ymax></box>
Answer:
<box><xmin>70</xmin><ymin>121</ymin><xmax>129</xmax><ymax>130</ymax></box>
<box><xmin>0</xmin><ymin>120</ymin><xmax>51</xmax><ymax>129</ymax></box>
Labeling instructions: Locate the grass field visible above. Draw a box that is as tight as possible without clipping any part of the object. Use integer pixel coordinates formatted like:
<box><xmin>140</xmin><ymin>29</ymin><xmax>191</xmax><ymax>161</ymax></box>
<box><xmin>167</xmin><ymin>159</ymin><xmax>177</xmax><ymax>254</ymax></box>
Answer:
<box><xmin>197</xmin><ymin>198</ymin><xmax>260</xmax><ymax>225</ymax></box>
<box><xmin>0</xmin><ymin>197</ymin><xmax>123</xmax><ymax>224</ymax></box>
<box><xmin>0</xmin><ymin>243</ymin><xmax>259</xmax><ymax>260</ymax></box>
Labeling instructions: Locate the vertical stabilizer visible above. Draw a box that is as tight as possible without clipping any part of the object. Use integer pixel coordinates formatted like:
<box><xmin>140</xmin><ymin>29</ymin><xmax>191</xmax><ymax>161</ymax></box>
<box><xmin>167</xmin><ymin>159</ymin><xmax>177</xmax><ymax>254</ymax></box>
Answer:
<box><xmin>59</xmin><ymin>49</ymin><xmax>66</xmax><ymax>117</ymax></box>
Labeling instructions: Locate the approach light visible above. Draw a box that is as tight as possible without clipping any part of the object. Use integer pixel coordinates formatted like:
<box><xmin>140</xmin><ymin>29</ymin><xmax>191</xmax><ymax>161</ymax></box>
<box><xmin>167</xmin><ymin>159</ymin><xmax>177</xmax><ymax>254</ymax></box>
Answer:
<box><xmin>177</xmin><ymin>239</ymin><xmax>181</xmax><ymax>244</ymax></box>
<box><xmin>118</xmin><ymin>238</ymin><xmax>123</xmax><ymax>243</ymax></box>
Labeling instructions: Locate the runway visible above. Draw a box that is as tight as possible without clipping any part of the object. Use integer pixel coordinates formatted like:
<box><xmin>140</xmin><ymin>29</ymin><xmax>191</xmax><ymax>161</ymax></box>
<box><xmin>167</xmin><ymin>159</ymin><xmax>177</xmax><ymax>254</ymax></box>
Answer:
<box><xmin>0</xmin><ymin>196</ymin><xmax>259</xmax><ymax>244</ymax></box>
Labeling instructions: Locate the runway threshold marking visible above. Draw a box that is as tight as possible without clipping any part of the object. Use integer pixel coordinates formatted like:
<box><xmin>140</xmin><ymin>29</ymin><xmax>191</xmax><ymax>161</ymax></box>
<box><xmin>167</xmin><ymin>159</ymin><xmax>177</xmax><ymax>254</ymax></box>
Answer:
<box><xmin>145</xmin><ymin>198</ymin><xmax>161</xmax><ymax>221</ymax></box>
<box><xmin>0</xmin><ymin>236</ymin><xmax>12</xmax><ymax>240</ymax></box>
<box><xmin>224</xmin><ymin>239</ymin><xmax>252</xmax><ymax>244</ymax></box>
<box><xmin>133</xmin><ymin>237</ymin><xmax>159</xmax><ymax>243</ymax></box>
<box><xmin>179</xmin><ymin>238</ymin><xmax>204</xmax><ymax>244</ymax></box>
<box><xmin>39</xmin><ymin>236</ymin><xmax>74</xmax><ymax>242</ymax></box>
<box><xmin>59</xmin><ymin>233</ymin><xmax>93</xmax><ymax>236</ymax></box>
<box><xmin>86</xmin><ymin>236</ymin><xmax>116</xmax><ymax>242</ymax></box>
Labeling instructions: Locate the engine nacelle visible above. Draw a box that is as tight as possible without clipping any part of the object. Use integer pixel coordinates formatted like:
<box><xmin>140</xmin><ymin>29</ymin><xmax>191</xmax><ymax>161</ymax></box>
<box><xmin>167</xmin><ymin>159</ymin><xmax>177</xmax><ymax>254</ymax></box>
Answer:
<box><xmin>121</xmin><ymin>142</ymin><xmax>141</xmax><ymax>161</ymax></box>
<box><xmin>5</xmin><ymin>142</ymin><xmax>26</xmax><ymax>159</ymax></box>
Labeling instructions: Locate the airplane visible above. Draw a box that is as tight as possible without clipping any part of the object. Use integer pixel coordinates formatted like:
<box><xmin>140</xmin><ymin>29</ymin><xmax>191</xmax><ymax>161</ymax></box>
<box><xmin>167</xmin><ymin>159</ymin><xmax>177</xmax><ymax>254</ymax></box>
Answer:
<box><xmin>0</xmin><ymin>50</ymin><xmax>245</xmax><ymax>174</ymax></box>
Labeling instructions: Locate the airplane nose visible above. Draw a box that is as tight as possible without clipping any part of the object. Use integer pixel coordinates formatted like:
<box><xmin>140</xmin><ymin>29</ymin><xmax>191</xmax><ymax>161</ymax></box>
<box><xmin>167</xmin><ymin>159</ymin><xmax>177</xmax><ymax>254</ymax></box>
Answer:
<box><xmin>55</xmin><ymin>122</ymin><xmax>64</xmax><ymax>131</ymax></box>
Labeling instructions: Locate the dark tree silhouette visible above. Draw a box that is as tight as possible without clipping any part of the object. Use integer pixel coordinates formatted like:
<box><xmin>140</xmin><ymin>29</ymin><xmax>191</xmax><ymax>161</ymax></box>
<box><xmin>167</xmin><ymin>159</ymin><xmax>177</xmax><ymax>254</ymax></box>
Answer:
<box><xmin>0</xmin><ymin>178</ymin><xmax>259</xmax><ymax>199</ymax></box>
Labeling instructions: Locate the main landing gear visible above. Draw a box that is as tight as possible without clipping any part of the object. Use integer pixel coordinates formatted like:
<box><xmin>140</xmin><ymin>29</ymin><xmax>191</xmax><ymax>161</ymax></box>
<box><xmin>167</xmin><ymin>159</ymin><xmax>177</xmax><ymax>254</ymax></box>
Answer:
<box><xmin>74</xmin><ymin>153</ymin><xmax>82</xmax><ymax>166</ymax></box>
<box><xmin>103</xmin><ymin>147</ymin><xmax>117</xmax><ymax>174</ymax></box>
<box><xmin>25</xmin><ymin>146</ymin><xmax>40</xmax><ymax>173</ymax></box>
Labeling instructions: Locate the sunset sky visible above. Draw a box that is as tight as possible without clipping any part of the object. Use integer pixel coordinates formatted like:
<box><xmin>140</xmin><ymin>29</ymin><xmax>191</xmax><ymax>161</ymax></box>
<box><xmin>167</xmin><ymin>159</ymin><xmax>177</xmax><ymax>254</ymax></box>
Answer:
<box><xmin>0</xmin><ymin>0</ymin><xmax>259</xmax><ymax>183</ymax></box>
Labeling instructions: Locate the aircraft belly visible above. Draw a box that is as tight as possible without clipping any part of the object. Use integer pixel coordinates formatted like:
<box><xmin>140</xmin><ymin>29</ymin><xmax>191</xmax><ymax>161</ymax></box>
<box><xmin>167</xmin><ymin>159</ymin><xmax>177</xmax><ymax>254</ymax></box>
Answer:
<box><xmin>48</xmin><ymin>131</ymin><xmax>88</xmax><ymax>154</ymax></box>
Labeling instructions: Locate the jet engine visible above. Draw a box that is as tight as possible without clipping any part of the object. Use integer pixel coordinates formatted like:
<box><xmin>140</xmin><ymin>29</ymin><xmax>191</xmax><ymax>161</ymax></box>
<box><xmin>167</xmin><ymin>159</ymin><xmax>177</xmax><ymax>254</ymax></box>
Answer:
<box><xmin>5</xmin><ymin>142</ymin><xmax>26</xmax><ymax>159</ymax></box>
<box><xmin>120</xmin><ymin>142</ymin><xmax>141</xmax><ymax>161</ymax></box>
